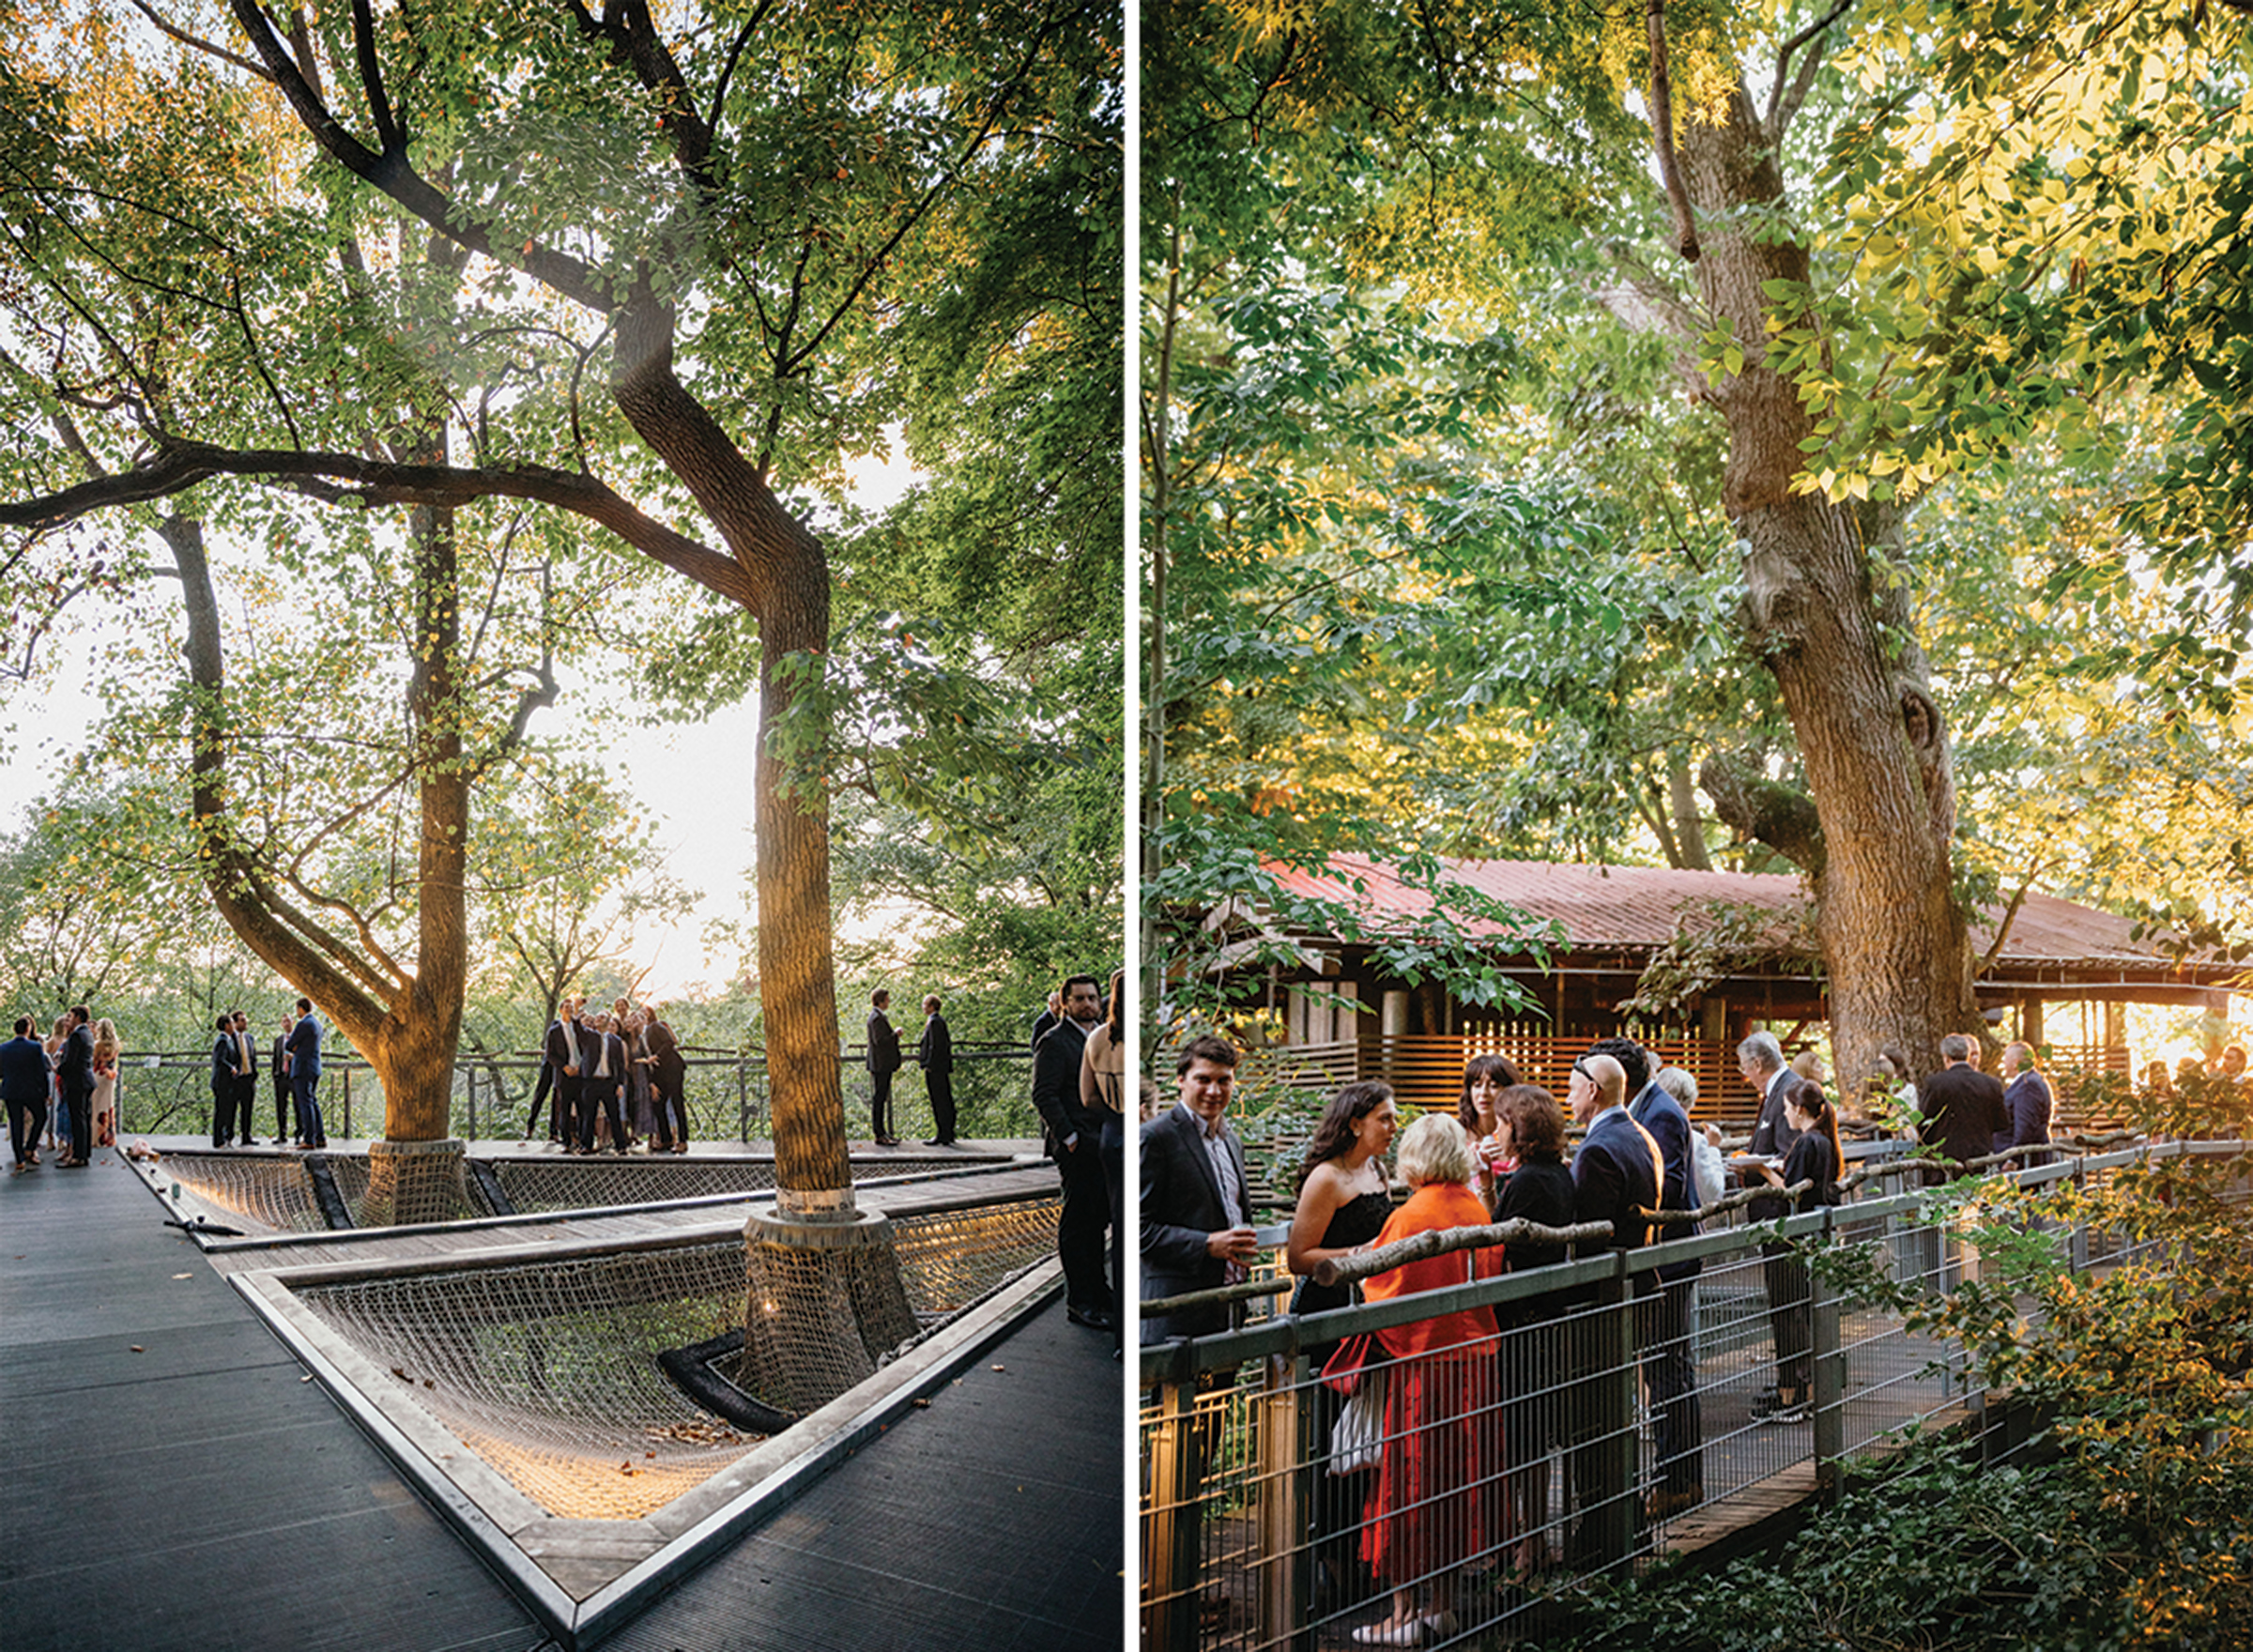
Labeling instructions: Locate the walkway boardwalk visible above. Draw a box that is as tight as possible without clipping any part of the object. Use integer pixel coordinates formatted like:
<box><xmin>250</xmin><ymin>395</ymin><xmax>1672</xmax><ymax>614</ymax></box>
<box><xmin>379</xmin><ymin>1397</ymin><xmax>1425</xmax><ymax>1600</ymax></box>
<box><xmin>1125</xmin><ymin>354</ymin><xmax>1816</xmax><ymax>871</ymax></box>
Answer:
<box><xmin>0</xmin><ymin>1142</ymin><xmax>1120</xmax><ymax>1652</ymax></box>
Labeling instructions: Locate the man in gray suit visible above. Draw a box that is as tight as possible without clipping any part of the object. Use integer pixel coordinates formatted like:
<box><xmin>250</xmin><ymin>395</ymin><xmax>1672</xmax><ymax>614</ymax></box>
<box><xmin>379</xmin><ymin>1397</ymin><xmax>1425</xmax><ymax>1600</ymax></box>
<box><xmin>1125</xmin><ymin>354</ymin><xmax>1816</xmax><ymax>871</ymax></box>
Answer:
<box><xmin>1140</xmin><ymin>1034</ymin><xmax>1257</xmax><ymax>1343</ymax></box>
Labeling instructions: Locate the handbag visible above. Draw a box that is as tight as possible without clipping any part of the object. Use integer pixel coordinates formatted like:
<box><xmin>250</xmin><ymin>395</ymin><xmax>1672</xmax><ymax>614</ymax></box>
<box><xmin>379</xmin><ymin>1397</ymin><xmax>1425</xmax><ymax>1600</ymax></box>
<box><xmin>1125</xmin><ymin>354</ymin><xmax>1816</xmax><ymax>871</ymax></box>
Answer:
<box><xmin>1328</xmin><ymin>1373</ymin><xmax>1385</xmax><ymax>1475</ymax></box>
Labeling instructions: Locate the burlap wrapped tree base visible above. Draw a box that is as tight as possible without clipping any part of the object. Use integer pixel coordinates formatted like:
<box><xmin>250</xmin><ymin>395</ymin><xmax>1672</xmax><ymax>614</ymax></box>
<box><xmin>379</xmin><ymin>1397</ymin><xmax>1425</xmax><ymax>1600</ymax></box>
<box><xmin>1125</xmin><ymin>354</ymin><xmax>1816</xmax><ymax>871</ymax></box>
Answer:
<box><xmin>731</xmin><ymin>1206</ymin><xmax>920</xmax><ymax>1418</ymax></box>
<box><xmin>361</xmin><ymin>1137</ymin><xmax>478</xmax><ymax>1229</ymax></box>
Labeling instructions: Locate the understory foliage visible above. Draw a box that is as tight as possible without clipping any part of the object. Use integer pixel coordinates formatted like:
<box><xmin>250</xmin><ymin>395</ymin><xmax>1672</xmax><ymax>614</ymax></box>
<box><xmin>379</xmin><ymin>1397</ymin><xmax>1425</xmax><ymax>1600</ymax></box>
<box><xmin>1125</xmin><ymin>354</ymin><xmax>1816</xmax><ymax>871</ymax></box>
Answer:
<box><xmin>1560</xmin><ymin>1137</ymin><xmax>2253</xmax><ymax>1651</ymax></box>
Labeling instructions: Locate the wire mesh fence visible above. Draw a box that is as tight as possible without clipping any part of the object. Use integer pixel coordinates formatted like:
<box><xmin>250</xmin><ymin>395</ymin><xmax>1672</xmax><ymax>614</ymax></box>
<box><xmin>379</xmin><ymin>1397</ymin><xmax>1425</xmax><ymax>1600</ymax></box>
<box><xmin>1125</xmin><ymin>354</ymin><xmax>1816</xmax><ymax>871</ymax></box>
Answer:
<box><xmin>111</xmin><ymin>1045</ymin><xmax>1041</xmax><ymax>1143</ymax></box>
<box><xmin>1139</xmin><ymin>1143</ymin><xmax>2239</xmax><ymax>1652</ymax></box>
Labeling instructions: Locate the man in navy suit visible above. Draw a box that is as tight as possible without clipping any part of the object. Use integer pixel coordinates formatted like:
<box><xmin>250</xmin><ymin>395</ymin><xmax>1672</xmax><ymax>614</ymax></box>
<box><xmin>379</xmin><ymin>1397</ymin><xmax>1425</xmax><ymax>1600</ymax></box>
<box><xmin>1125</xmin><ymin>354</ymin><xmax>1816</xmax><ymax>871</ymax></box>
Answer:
<box><xmin>3</xmin><ymin>1017</ymin><xmax>50</xmax><ymax>1171</ymax></box>
<box><xmin>1589</xmin><ymin>1037</ymin><xmax>1708</xmax><ymax>1517</ymax></box>
<box><xmin>285</xmin><ymin>997</ymin><xmax>326</xmax><ymax>1148</ymax></box>
<box><xmin>56</xmin><ymin>1005</ymin><xmax>94</xmax><ymax>1167</ymax></box>
<box><xmin>1997</xmin><ymin>1041</ymin><xmax>2054</xmax><ymax>1168</ymax></box>
<box><xmin>1566</xmin><ymin>1049</ymin><xmax>1663</xmax><ymax>1559</ymax></box>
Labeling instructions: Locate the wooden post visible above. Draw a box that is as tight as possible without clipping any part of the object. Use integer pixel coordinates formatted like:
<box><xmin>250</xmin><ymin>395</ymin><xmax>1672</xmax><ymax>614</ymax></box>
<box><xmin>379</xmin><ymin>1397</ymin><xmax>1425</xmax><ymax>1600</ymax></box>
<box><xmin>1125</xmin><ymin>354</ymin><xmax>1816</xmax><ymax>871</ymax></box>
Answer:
<box><xmin>1255</xmin><ymin>1354</ymin><xmax>1313</xmax><ymax>1652</ymax></box>
<box><xmin>1143</xmin><ymin>1375</ymin><xmax>1203</xmax><ymax>1652</ymax></box>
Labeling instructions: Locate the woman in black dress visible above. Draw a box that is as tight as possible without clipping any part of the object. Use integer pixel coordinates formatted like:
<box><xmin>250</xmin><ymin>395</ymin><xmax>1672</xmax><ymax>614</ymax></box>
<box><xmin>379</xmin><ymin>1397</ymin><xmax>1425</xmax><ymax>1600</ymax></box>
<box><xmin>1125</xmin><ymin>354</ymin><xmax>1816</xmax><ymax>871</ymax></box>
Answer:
<box><xmin>1491</xmin><ymin>1084</ymin><xmax>1577</xmax><ymax>1576</ymax></box>
<box><xmin>1286</xmin><ymin>1079</ymin><xmax>1399</xmax><ymax>1613</ymax></box>
<box><xmin>1753</xmin><ymin>1076</ymin><xmax>1845</xmax><ymax>1422</ymax></box>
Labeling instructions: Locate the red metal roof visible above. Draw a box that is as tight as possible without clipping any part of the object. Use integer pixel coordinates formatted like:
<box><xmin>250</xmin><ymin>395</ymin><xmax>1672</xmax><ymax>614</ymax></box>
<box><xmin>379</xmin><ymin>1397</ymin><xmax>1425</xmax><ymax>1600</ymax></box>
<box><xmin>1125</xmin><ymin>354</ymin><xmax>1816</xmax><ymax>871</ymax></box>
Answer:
<box><xmin>1262</xmin><ymin>854</ymin><xmax>2225</xmax><ymax>978</ymax></box>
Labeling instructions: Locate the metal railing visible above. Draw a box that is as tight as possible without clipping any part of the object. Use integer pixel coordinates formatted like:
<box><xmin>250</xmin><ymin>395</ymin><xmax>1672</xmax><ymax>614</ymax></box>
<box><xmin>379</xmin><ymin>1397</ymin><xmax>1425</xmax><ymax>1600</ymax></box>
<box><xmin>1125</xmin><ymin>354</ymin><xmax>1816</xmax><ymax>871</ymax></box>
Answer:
<box><xmin>111</xmin><ymin>1046</ymin><xmax>1040</xmax><ymax>1143</ymax></box>
<box><xmin>1138</xmin><ymin>1140</ymin><xmax>2243</xmax><ymax>1651</ymax></box>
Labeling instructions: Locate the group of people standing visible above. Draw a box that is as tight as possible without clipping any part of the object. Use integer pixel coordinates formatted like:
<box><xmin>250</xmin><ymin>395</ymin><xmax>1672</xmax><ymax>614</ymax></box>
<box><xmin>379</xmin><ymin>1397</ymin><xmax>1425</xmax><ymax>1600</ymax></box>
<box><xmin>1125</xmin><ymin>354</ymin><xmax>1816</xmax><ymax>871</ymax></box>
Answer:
<box><xmin>3</xmin><ymin>1006</ymin><xmax>117</xmax><ymax>1172</ymax></box>
<box><xmin>1142</xmin><ymin>1030</ymin><xmax>1863</xmax><ymax>1642</ymax></box>
<box><xmin>207</xmin><ymin>999</ymin><xmax>327</xmax><ymax>1150</ymax></box>
<box><xmin>526</xmin><ymin>996</ymin><xmax>687</xmax><ymax>1155</ymax></box>
<box><xmin>1140</xmin><ymin>1021</ymin><xmax>2085</xmax><ymax>1641</ymax></box>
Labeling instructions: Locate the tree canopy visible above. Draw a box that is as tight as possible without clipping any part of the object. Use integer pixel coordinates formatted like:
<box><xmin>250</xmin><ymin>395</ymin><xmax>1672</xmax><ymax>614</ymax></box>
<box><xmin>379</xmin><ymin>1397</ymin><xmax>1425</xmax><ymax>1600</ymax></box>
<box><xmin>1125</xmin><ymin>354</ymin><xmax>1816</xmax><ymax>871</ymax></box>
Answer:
<box><xmin>1143</xmin><ymin>0</ymin><xmax>2252</xmax><ymax>1071</ymax></box>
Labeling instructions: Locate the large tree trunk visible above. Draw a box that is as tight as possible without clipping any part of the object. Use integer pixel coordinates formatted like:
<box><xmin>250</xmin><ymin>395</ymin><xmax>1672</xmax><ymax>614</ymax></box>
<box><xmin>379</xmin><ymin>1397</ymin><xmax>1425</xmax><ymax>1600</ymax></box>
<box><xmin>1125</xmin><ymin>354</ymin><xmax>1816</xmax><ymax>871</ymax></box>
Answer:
<box><xmin>609</xmin><ymin>298</ymin><xmax>851</xmax><ymax>1217</ymax></box>
<box><xmin>1680</xmin><ymin>82</ymin><xmax>1982</xmax><ymax>1100</ymax></box>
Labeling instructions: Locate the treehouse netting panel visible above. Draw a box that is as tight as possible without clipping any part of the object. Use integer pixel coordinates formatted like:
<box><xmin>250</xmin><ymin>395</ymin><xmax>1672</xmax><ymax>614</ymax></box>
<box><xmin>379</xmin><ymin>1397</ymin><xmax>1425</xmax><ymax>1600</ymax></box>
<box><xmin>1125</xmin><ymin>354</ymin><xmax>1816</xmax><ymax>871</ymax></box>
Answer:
<box><xmin>289</xmin><ymin>1193</ymin><xmax>1062</xmax><ymax>1521</ymax></box>
<box><xmin>156</xmin><ymin>1152</ymin><xmax>350</xmax><ymax>1233</ymax></box>
<box><xmin>156</xmin><ymin>1150</ymin><xmax>992</xmax><ymax>1235</ymax></box>
<box><xmin>492</xmin><ymin>1154</ymin><xmax>979</xmax><ymax>1216</ymax></box>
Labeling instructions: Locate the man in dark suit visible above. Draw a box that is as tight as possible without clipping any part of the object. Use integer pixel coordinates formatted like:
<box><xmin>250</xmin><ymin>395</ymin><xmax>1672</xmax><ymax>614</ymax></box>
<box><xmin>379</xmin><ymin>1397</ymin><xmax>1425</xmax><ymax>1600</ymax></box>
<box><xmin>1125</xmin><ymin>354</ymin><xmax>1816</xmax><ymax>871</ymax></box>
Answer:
<box><xmin>1566</xmin><ymin>1049</ymin><xmax>1663</xmax><ymax>1559</ymax></box>
<box><xmin>1029</xmin><ymin>989</ymin><xmax>1062</xmax><ymax>1050</ymax></box>
<box><xmin>1589</xmin><ymin>1037</ymin><xmax>1707</xmax><ymax>1517</ymax></box>
<box><xmin>525</xmin><ymin>997</ymin><xmax>564</xmax><ymax>1143</ymax></box>
<box><xmin>543</xmin><ymin>996</ymin><xmax>586</xmax><ymax>1151</ymax></box>
<box><xmin>1996</xmin><ymin>1041</ymin><xmax>2054</xmax><ymax>1168</ymax></box>
<box><xmin>1139</xmin><ymin>1034</ymin><xmax>1255</xmax><ymax>1343</ymax></box>
<box><xmin>1922</xmin><ymin>1034</ymin><xmax>2009</xmax><ymax>1171</ymax></box>
<box><xmin>574</xmin><ymin>1008</ymin><xmax>627</xmax><ymax>1155</ymax></box>
<box><xmin>285</xmin><ymin>997</ymin><xmax>326</xmax><ymax>1149</ymax></box>
<box><xmin>270</xmin><ymin>1012</ymin><xmax>295</xmax><ymax>1144</ymax></box>
<box><xmin>917</xmin><ymin>994</ymin><xmax>956</xmax><ymax>1146</ymax></box>
<box><xmin>56</xmin><ymin>1005</ymin><xmax>94</xmax><ymax>1168</ymax></box>
<box><xmin>1033</xmin><ymin>973</ymin><xmax>1110</xmax><ymax>1329</ymax></box>
<box><xmin>3</xmin><ymin>1017</ymin><xmax>50</xmax><ymax>1171</ymax></box>
<box><xmin>866</xmin><ymin>989</ymin><xmax>902</xmax><ymax>1146</ymax></box>
<box><xmin>210</xmin><ymin>1013</ymin><xmax>247</xmax><ymax>1148</ymax></box>
<box><xmin>644</xmin><ymin>1006</ymin><xmax>687</xmax><ymax>1152</ymax></box>
<box><xmin>229</xmin><ymin>1012</ymin><xmax>259</xmax><ymax>1144</ymax></box>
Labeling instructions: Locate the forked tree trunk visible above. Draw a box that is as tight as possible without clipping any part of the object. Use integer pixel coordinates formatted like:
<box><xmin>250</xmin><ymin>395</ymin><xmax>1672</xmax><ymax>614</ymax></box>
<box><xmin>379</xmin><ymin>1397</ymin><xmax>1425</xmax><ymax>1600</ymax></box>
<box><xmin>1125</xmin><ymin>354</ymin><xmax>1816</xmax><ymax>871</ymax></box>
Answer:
<box><xmin>1678</xmin><ymin>82</ymin><xmax>1983</xmax><ymax>1096</ymax></box>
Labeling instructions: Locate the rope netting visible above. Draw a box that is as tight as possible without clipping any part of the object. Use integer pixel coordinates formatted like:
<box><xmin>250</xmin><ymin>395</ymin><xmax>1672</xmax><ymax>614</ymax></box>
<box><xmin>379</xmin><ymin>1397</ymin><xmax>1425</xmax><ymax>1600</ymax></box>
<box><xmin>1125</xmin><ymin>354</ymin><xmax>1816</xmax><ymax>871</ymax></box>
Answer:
<box><xmin>290</xmin><ymin>1193</ymin><xmax>1062</xmax><ymax>1522</ymax></box>
<box><xmin>154</xmin><ymin>1150</ymin><xmax>991</xmax><ymax>1235</ymax></box>
<box><xmin>154</xmin><ymin>1152</ymin><xmax>353</xmax><ymax>1233</ymax></box>
<box><xmin>493</xmin><ymin>1154</ymin><xmax>975</xmax><ymax>1216</ymax></box>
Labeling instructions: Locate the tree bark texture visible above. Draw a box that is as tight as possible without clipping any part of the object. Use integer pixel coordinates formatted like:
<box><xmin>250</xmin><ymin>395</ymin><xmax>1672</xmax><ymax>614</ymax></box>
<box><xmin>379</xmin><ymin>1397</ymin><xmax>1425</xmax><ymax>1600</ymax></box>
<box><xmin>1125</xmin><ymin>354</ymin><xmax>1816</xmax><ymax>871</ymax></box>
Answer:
<box><xmin>1678</xmin><ymin>83</ymin><xmax>1979</xmax><ymax>1100</ymax></box>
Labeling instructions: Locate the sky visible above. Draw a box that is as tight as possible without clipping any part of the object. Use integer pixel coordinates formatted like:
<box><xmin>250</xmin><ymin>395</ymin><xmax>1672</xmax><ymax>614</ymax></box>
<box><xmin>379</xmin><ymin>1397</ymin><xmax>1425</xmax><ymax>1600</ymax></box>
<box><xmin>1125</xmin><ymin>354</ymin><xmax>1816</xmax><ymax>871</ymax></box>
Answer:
<box><xmin>0</xmin><ymin>441</ymin><xmax>924</xmax><ymax>1005</ymax></box>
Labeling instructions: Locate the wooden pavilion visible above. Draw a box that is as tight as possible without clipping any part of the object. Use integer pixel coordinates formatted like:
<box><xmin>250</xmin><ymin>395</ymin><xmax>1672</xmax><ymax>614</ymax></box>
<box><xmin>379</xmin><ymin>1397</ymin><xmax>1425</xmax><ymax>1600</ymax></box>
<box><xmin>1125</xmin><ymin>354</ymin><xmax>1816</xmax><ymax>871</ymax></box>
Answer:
<box><xmin>1196</xmin><ymin>854</ymin><xmax>2241</xmax><ymax>1131</ymax></box>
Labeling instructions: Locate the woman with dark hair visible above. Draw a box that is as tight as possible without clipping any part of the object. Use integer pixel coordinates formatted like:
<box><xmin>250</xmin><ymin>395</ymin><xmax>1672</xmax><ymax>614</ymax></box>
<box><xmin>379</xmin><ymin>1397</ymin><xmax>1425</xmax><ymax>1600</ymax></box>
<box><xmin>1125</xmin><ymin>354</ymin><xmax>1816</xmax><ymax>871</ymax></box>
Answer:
<box><xmin>1286</xmin><ymin>1080</ymin><xmax>1398</xmax><ymax>1611</ymax></box>
<box><xmin>1458</xmin><ymin>1052</ymin><xmax>1522</xmax><ymax>1212</ymax></box>
<box><xmin>1490</xmin><ymin>1084</ymin><xmax>1574</xmax><ymax>1575</ymax></box>
<box><xmin>1751</xmin><ymin>1077</ymin><xmax>1845</xmax><ymax>1423</ymax></box>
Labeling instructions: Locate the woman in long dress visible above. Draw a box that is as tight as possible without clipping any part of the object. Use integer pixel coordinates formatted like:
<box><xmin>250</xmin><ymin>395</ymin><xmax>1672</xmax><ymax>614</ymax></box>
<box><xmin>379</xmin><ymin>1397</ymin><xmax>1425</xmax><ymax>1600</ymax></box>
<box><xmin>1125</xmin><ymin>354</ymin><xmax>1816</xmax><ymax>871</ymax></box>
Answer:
<box><xmin>90</xmin><ymin>1018</ymin><xmax>120</xmax><ymax>1149</ymax></box>
<box><xmin>1286</xmin><ymin>1079</ymin><xmax>1398</xmax><ymax>1614</ymax></box>
<box><xmin>1354</xmin><ymin>1113</ymin><xmax>1506</xmax><ymax>1645</ymax></box>
<box><xmin>43</xmin><ymin>1014</ymin><xmax>69</xmax><ymax>1158</ymax></box>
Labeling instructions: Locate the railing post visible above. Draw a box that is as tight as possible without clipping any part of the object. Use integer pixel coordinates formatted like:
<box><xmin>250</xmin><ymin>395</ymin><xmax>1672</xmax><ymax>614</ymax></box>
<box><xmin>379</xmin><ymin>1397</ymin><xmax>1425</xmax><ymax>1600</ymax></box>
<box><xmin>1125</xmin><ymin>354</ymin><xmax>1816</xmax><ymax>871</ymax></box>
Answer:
<box><xmin>738</xmin><ymin>1058</ymin><xmax>750</xmax><ymax>1143</ymax></box>
<box><xmin>1812</xmin><ymin>1210</ymin><xmax>1845</xmax><ymax>1500</ymax></box>
<box><xmin>1254</xmin><ymin>1353</ymin><xmax>1313</xmax><ymax>1652</ymax></box>
<box><xmin>466</xmin><ymin>1064</ymin><xmax>478</xmax><ymax>1141</ymax></box>
<box><xmin>1143</xmin><ymin>1373</ymin><xmax>1203</xmax><ymax>1652</ymax></box>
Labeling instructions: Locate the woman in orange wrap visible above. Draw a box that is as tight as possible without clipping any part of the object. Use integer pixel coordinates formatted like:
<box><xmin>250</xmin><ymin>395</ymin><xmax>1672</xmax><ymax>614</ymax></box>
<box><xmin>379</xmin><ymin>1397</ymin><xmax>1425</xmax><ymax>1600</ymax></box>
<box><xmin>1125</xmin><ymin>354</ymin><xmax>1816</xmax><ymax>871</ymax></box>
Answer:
<box><xmin>1353</xmin><ymin>1112</ymin><xmax>1506</xmax><ymax>1646</ymax></box>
